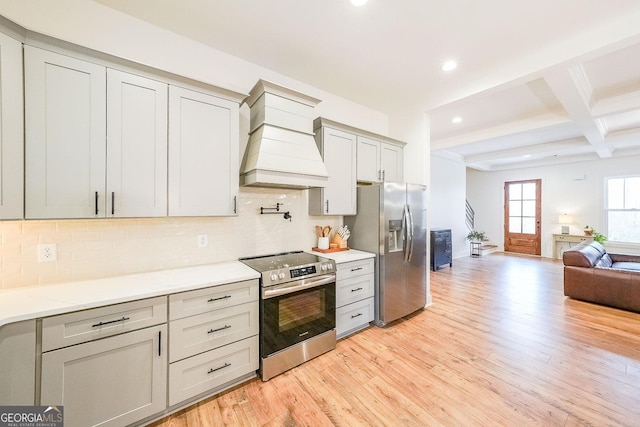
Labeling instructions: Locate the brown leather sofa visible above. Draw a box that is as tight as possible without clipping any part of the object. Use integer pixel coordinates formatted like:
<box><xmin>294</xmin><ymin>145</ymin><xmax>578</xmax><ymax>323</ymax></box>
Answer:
<box><xmin>563</xmin><ymin>240</ymin><xmax>640</xmax><ymax>312</ymax></box>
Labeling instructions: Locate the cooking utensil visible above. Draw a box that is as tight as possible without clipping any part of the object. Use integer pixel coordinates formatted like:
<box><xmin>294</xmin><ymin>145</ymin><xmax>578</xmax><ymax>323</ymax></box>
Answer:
<box><xmin>315</xmin><ymin>226</ymin><xmax>322</xmax><ymax>237</ymax></box>
<box><xmin>323</xmin><ymin>226</ymin><xmax>331</xmax><ymax>237</ymax></box>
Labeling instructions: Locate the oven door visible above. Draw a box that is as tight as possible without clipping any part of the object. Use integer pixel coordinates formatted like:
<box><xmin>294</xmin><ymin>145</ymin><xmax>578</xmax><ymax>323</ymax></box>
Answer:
<box><xmin>260</xmin><ymin>274</ymin><xmax>336</xmax><ymax>357</ymax></box>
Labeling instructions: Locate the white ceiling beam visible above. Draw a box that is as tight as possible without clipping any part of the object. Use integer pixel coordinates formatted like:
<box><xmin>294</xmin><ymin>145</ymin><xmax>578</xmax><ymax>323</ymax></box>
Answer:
<box><xmin>430</xmin><ymin>113</ymin><xmax>571</xmax><ymax>150</ymax></box>
<box><xmin>543</xmin><ymin>65</ymin><xmax>612</xmax><ymax>157</ymax></box>
<box><xmin>463</xmin><ymin>138</ymin><xmax>588</xmax><ymax>163</ymax></box>
<box><xmin>591</xmin><ymin>89</ymin><xmax>640</xmax><ymax>118</ymax></box>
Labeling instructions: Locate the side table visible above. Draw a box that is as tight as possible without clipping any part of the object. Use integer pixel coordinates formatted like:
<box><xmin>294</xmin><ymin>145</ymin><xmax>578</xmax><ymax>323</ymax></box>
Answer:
<box><xmin>470</xmin><ymin>242</ymin><xmax>482</xmax><ymax>257</ymax></box>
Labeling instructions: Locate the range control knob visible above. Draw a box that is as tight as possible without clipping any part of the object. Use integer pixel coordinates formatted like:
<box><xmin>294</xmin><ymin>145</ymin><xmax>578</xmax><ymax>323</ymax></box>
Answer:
<box><xmin>278</xmin><ymin>272</ymin><xmax>286</xmax><ymax>279</ymax></box>
<box><xmin>321</xmin><ymin>264</ymin><xmax>328</xmax><ymax>271</ymax></box>
<box><xmin>327</xmin><ymin>263</ymin><xmax>334</xmax><ymax>270</ymax></box>
<box><xmin>270</xmin><ymin>273</ymin><xmax>278</xmax><ymax>282</ymax></box>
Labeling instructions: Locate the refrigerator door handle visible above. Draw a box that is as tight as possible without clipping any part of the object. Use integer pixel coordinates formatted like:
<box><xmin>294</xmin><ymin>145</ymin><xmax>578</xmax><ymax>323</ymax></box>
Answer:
<box><xmin>402</xmin><ymin>204</ymin><xmax>410</xmax><ymax>263</ymax></box>
<box><xmin>407</xmin><ymin>204</ymin><xmax>415</xmax><ymax>262</ymax></box>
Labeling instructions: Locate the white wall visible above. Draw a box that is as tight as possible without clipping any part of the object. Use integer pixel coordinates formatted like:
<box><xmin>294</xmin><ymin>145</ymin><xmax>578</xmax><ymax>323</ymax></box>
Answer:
<box><xmin>430</xmin><ymin>154</ymin><xmax>468</xmax><ymax>259</ymax></box>
<box><xmin>389</xmin><ymin>108</ymin><xmax>432</xmax><ymax>305</ymax></box>
<box><xmin>467</xmin><ymin>155</ymin><xmax>640</xmax><ymax>258</ymax></box>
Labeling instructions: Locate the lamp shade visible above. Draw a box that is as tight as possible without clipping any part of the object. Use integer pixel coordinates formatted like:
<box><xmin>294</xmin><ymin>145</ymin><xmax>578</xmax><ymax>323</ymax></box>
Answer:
<box><xmin>559</xmin><ymin>214</ymin><xmax>573</xmax><ymax>224</ymax></box>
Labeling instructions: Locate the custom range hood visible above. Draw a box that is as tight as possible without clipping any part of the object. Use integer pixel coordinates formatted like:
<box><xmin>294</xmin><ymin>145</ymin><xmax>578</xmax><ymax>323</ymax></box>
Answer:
<box><xmin>240</xmin><ymin>79</ymin><xmax>328</xmax><ymax>189</ymax></box>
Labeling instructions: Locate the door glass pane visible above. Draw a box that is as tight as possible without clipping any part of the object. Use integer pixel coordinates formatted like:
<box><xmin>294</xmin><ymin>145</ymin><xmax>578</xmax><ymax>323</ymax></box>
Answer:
<box><xmin>509</xmin><ymin>217</ymin><xmax>522</xmax><ymax>233</ymax></box>
<box><xmin>509</xmin><ymin>184</ymin><xmax>522</xmax><ymax>200</ymax></box>
<box><xmin>522</xmin><ymin>200</ymin><xmax>535</xmax><ymax>216</ymax></box>
<box><xmin>522</xmin><ymin>183</ymin><xmax>536</xmax><ymax>199</ymax></box>
<box><xmin>509</xmin><ymin>200</ymin><xmax>522</xmax><ymax>216</ymax></box>
<box><xmin>522</xmin><ymin>217</ymin><xmax>536</xmax><ymax>234</ymax></box>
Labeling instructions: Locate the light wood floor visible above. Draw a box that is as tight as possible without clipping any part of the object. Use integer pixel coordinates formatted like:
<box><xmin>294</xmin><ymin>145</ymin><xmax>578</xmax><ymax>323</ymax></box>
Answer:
<box><xmin>149</xmin><ymin>253</ymin><xmax>640</xmax><ymax>426</ymax></box>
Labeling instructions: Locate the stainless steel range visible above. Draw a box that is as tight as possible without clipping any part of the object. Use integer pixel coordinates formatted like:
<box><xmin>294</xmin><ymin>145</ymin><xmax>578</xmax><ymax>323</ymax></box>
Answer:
<box><xmin>239</xmin><ymin>251</ymin><xmax>336</xmax><ymax>381</ymax></box>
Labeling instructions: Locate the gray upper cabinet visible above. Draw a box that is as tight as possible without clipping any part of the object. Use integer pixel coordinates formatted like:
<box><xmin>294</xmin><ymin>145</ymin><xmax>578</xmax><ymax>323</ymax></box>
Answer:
<box><xmin>309</xmin><ymin>120</ymin><xmax>357</xmax><ymax>215</ymax></box>
<box><xmin>24</xmin><ymin>43</ymin><xmax>242</xmax><ymax>219</ymax></box>
<box><xmin>380</xmin><ymin>142</ymin><xmax>404</xmax><ymax>183</ymax></box>
<box><xmin>106</xmin><ymin>69</ymin><xmax>168</xmax><ymax>217</ymax></box>
<box><xmin>356</xmin><ymin>136</ymin><xmax>381</xmax><ymax>183</ymax></box>
<box><xmin>25</xmin><ymin>46</ymin><xmax>107</xmax><ymax>219</ymax></box>
<box><xmin>356</xmin><ymin>136</ymin><xmax>404</xmax><ymax>183</ymax></box>
<box><xmin>25</xmin><ymin>47</ymin><xmax>170</xmax><ymax>219</ymax></box>
<box><xmin>0</xmin><ymin>31</ymin><xmax>24</xmax><ymax>220</ymax></box>
<box><xmin>168</xmin><ymin>86</ymin><xmax>239</xmax><ymax>217</ymax></box>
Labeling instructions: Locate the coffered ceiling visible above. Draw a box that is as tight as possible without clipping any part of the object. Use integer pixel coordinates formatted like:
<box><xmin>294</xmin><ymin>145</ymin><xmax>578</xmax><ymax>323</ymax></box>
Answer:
<box><xmin>94</xmin><ymin>0</ymin><xmax>640</xmax><ymax>171</ymax></box>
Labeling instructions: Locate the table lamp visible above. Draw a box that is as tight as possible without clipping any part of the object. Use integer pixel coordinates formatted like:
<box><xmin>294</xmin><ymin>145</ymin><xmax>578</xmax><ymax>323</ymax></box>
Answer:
<box><xmin>559</xmin><ymin>214</ymin><xmax>572</xmax><ymax>234</ymax></box>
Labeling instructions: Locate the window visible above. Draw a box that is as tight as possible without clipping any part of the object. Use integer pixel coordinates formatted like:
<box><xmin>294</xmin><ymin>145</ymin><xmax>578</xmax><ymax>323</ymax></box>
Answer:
<box><xmin>507</xmin><ymin>182</ymin><xmax>537</xmax><ymax>234</ymax></box>
<box><xmin>606</xmin><ymin>176</ymin><xmax>640</xmax><ymax>243</ymax></box>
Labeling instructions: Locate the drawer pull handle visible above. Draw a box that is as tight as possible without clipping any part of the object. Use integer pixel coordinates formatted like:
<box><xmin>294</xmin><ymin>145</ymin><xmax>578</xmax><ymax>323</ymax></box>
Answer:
<box><xmin>350</xmin><ymin>267</ymin><xmax>363</xmax><ymax>272</ymax></box>
<box><xmin>92</xmin><ymin>316</ymin><xmax>130</xmax><ymax>328</ymax></box>
<box><xmin>207</xmin><ymin>325</ymin><xmax>231</xmax><ymax>334</ymax></box>
<box><xmin>208</xmin><ymin>362</ymin><xmax>231</xmax><ymax>374</ymax></box>
<box><xmin>351</xmin><ymin>287</ymin><xmax>363</xmax><ymax>292</ymax></box>
<box><xmin>207</xmin><ymin>295</ymin><xmax>231</xmax><ymax>303</ymax></box>
<box><xmin>351</xmin><ymin>313</ymin><xmax>363</xmax><ymax>319</ymax></box>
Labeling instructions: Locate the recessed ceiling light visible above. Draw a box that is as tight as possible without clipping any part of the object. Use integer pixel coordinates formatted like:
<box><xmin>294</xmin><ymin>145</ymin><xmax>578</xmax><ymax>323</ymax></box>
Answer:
<box><xmin>442</xmin><ymin>60</ymin><xmax>457</xmax><ymax>72</ymax></box>
<box><xmin>350</xmin><ymin>0</ymin><xmax>368</xmax><ymax>6</ymax></box>
<box><xmin>452</xmin><ymin>117</ymin><xmax>462</xmax><ymax>124</ymax></box>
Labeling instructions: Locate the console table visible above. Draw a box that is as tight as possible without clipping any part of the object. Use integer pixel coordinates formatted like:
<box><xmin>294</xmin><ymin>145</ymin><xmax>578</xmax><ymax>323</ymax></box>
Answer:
<box><xmin>552</xmin><ymin>234</ymin><xmax>593</xmax><ymax>259</ymax></box>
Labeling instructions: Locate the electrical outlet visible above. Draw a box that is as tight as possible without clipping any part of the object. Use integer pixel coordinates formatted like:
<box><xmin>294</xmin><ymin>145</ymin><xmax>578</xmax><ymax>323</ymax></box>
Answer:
<box><xmin>38</xmin><ymin>243</ymin><xmax>57</xmax><ymax>262</ymax></box>
<box><xmin>197</xmin><ymin>234</ymin><xmax>208</xmax><ymax>248</ymax></box>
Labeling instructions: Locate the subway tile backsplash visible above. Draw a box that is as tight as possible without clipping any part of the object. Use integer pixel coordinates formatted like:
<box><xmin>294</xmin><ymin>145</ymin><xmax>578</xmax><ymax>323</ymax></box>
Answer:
<box><xmin>0</xmin><ymin>188</ymin><xmax>342</xmax><ymax>289</ymax></box>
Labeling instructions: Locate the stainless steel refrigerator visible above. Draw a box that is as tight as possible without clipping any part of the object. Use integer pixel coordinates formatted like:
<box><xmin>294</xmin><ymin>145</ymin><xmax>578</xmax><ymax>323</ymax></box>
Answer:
<box><xmin>344</xmin><ymin>182</ymin><xmax>427</xmax><ymax>327</ymax></box>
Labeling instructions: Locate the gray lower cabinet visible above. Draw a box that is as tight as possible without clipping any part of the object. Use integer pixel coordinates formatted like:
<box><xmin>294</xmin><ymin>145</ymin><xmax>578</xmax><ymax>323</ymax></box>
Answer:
<box><xmin>40</xmin><ymin>297</ymin><xmax>168</xmax><ymax>427</ymax></box>
<box><xmin>335</xmin><ymin>258</ymin><xmax>375</xmax><ymax>338</ymax></box>
<box><xmin>169</xmin><ymin>335</ymin><xmax>258</xmax><ymax>406</ymax></box>
<box><xmin>0</xmin><ymin>320</ymin><xmax>36</xmax><ymax>405</ymax></box>
<box><xmin>41</xmin><ymin>324</ymin><xmax>167</xmax><ymax>427</ymax></box>
<box><xmin>168</xmin><ymin>279</ymin><xmax>259</xmax><ymax>406</ymax></box>
<box><xmin>13</xmin><ymin>278</ymin><xmax>259</xmax><ymax>426</ymax></box>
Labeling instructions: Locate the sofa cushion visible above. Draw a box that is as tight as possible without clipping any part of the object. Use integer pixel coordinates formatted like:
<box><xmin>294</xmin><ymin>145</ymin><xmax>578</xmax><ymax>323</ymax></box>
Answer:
<box><xmin>611</xmin><ymin>262</ymin><xmax>640</xmax><ymax>272</ymax></box>
<box><xmin>563</xmin><ymin>241</ymin><xmax>607</xmax><ymax>268</ymax></box>
<box><xmin>595</xmin><ymin>253</ymin><xmax>613</xmax><ymax>268</ymax></box>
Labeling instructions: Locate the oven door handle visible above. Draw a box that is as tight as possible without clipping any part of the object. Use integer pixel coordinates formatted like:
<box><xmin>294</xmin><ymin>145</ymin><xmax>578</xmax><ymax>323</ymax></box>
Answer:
<box><xmin>262</xmin><ymin>274</ymin><xmax>335</xmax><ymax>299</ymax></box>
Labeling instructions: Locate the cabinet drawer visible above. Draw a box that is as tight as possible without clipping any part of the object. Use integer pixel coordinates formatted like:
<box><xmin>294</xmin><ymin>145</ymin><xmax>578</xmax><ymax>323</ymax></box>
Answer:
<box><xmin>169</xmin><ymin>301</ymin><xmax>259</xmax><ymax>363</ymax></box>
<box><xmin>169</xmin><ymin>335</ymin><xmax>258</xmax><ymax>406</ymax></box>
<box><xmin>42</xmin><ymin>296</ymin><xmax>167</xmax><ymax>352</ymax></box>
<box><xmin>336</xmin><ymin>274</ymin><xmax>374</xmax><ymax>308</ymax></box>
<box><xmin>169</xmin><ymin>279</ymin><xmax>258</xmax><ymax>320</ymax></box>
<box><xmin>336</xmin><ymin>297</ymin><xmax>374</xmax><ymax>338</ymax></box>
<box><xmin>336</xmin><ymin>258</ymin><xmax>374</xmax><ymax>281</ymax></box>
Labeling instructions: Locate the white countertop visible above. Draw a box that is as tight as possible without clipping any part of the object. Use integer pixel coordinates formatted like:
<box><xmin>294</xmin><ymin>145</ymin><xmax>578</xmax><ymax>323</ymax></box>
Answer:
<box><xmin>307</xmin><ymin>248</ymin><xmax>375</xmax><ymax>263</ymax></box>
<box><xmin>0</xmin><ymin>261</ymin><xmax>260</xmax><ymax>328</ymax></box>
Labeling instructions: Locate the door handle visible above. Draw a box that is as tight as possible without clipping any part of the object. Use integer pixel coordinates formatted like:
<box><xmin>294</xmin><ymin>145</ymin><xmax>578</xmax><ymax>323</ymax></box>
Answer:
<box><xmin>402</xmin><ymin>204</ymin><xmax>410</xmax><ymax>263</ymax></box>
<box><xmin>407</xmin><ymin>205</ymin><xmax>415</xmax><ymax>262</ymax></box>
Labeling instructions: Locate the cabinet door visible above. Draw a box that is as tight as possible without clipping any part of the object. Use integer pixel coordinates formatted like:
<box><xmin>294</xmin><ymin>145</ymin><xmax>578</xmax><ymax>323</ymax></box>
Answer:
<box><xmin>41</xmin><ymin>325</ymin><xmax>167</xmax><ymax>427</ymax></box>
<box><xmin>25</xmin><ymin>46</ymin><xmax>107</xmax><ymax>219</ymax></box>
<box><xmin>309</xmin><ymin>127</ymin><xmax>357</xmax><ymax>215</ymax></box>
<box><xmin>356</xmin><ymin>136</ymin><xmax>381</xmax><ymax>182</ymax></box>
<box><xmin>380</xmin><ymin>142</ymin><xmax>403</xmax><ymax>183</ymax></box>
<box><xmin>168</xmin><ymin>86</ymin><xmax>239</xmax><ymax>216</ymax></box>
<box><xmin>0</xmin><ymin>32</ymin><xmax>24</xmax><ymax>219</ymax></box>
<box><xmin>0</xmin><ymin>320</ymin><xmax>35</xmax><ymax>405</ymax></box>
<box><xmin>107</xmin><ymin>69</ymin><xmax>168</xmax><ymax>217</ymax></box>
